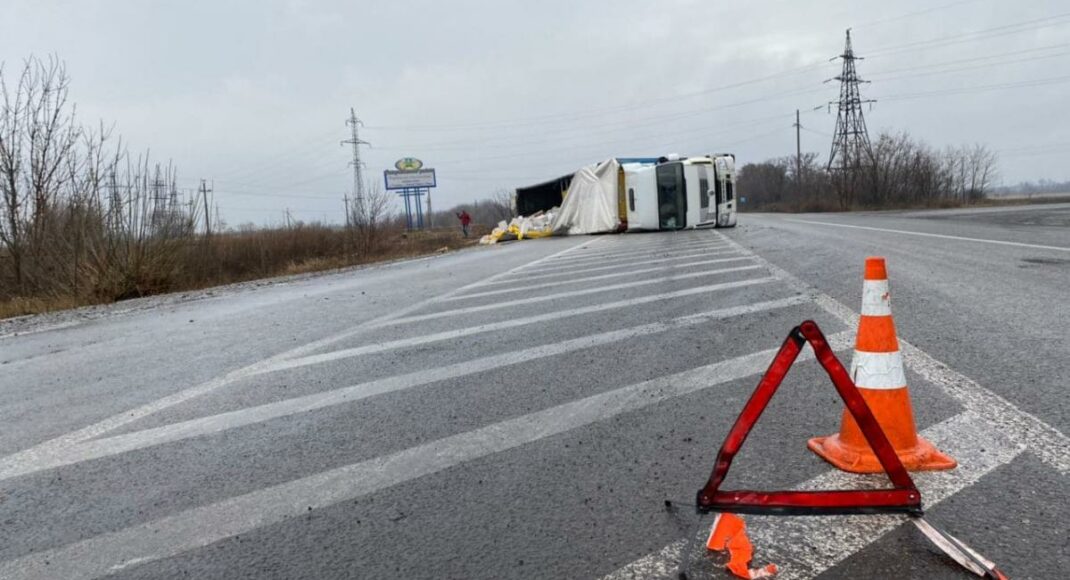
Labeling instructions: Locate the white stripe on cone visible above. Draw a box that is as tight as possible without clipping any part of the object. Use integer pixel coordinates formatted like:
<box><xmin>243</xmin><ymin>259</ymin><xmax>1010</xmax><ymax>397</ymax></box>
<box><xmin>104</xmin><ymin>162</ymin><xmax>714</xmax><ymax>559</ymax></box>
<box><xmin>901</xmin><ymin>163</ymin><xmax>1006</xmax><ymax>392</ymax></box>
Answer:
<box><xmin>861</xmin><ymin>279</ymin><xmax>892</xmax><ymax>316</ymax></box>
<box><xmin>850</xmin><ymin>350</ymin><xmax>907</xmax><ymax>390</ymax></box>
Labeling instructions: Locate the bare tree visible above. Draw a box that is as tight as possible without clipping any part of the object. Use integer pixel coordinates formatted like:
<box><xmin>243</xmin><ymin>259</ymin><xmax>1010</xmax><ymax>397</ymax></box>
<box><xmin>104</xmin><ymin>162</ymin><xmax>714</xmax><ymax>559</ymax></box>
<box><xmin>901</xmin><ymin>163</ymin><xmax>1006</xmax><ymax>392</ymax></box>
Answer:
<box><xmin>348</xmin><ymin>180</ymin><xmax>394</xmax><ymax>256</ymax></box>
<box><xmin>965</xmin><ymin>144</ymin><xmax>998</xmax><ymax>201</ymax></box>
<box><xmin>489</xmin><ymin>189</ymin><xmax>515</xmax><ymax>223</ymax></box>
<box><xmin>0</xmin><ymin>56</ymin><xmax>82</xmax><ymax>290</ymax></box>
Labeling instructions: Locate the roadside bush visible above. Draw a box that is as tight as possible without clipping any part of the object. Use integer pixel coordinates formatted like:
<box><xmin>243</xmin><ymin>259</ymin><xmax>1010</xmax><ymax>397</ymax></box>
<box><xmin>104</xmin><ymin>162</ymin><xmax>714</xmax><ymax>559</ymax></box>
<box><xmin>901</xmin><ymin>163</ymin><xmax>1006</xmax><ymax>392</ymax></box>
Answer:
<box><xmin>737</xmin><ymin>132</ymin><xmax>998</xmax><ymax>211</ymax></box>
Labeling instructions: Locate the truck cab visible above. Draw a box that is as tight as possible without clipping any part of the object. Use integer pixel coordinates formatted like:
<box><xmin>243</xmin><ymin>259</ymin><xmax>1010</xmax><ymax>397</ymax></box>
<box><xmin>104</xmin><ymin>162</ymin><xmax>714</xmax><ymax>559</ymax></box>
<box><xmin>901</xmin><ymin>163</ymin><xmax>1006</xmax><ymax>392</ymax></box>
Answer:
<box><xmin>648</xmin><ymin>154</ymin><xmax>736</xmax><ymax>230</ymax></box>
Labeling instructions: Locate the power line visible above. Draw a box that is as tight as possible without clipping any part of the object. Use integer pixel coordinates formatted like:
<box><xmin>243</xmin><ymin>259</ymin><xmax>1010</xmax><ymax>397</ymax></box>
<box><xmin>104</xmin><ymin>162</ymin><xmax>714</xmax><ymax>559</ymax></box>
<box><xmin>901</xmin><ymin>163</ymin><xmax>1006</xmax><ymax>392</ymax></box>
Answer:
<box><xmin>210</xmin><ymin>127</ymin><xmax>342</xmax><ymax>181</ymax></box>
<box><xmin>375</xmin><ymin>109</ymin><xmax>802</xmax><ymax>157</ymax></box>
<box><xmin>877</xmin><ymin>73</ymin><xmax>1070</xmax><ymax>101</ymax></box>
<box><xmin>870</xmin><ymin>50</ymin><xmax>1070</xmax><ymax>83</ymax></box>
<box><xmin>866</xmin><ymin>11</ymin><xmax>1070</xmax><ymax>58</ymax></box>
<box><xmin>363</xmin><ymin>63</ymin><xmax>834</xmax><ymax>133</ymax></box>
<box><xmin>852</xmin><ymin>0</ymin><xmax>986</xmax><ymax>29</ymax></box>
<box><xmin>867</xmin><ymin>42</ymin><xmax>1070</xmax><ymax>77</ymax></box>
<box><xmin>209</xmin><ymin>188</ymin><xmax>337</xmax><ymax>201</ymax></box>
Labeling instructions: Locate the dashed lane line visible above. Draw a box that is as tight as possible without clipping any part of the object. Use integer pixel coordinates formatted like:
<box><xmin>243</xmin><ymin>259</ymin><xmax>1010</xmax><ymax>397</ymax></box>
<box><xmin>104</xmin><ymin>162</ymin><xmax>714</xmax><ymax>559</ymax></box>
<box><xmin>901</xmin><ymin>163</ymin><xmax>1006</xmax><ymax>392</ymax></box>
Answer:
<box><xmin>0</xmin><ymin>296</ymin><xmax>810</xmax><ymax>481</ymax></box>
<box><xmin>0</xmin><ymin>332</ymin><xmax>853</xmax><ymax>580</ymax></box>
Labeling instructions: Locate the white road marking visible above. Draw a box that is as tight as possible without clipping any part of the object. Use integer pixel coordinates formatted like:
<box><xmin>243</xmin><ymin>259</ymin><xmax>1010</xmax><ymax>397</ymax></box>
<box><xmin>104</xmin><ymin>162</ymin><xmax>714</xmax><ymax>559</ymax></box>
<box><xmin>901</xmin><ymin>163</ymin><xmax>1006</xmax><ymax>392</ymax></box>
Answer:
<box><xmin>786</xmin><ymin>219</ymin><xmax>1070</xmax><ymax>253</ymax></box>
<box><xmin>719</xmin><ymin>232</ymin><xmax>1070</xmax><ymax>474</ymax></box>
<box><xmin>522</xmin><ymin>248</ymin><xmax>736</xmax><ymax>276</ymax></box>
<box><xmin>0</xmin><ymin>332</ymin><xmax>853</xmax><ymax>580</ymax></box>
<box><xmin>547</xmin><ymin>232</ymin><xmax>716</xmax><ymax>250</ymax></box>
<box><xmin>0</xmin><ymin>237</ymin><xmax>604</xmax><ymax>481</ymax></box>
<box><xmin>474</xmin><ymin>250</ymin><xmax>739</xmax><ymax>286</ymax></box>
<box><xmin>601</xmin><ymin>411</ymin><xmax>1024</xmax><ymax>580</ymax></box>
<box><xmin>247</xmin><ymin>277</ymin><xmax>779</xmax><ymax>377</ymax></box>
<box><xmin>0</xmin><ymin>296</ymin><xmax>810</xmax><ymax>481</ymax></box>
<box><xmin>541</xmin><ymin>240</ymin><xmax>729</xmax><ymax>265</ymax></box>
<box><xmin>506</xmin><ymin>249</ymin><xmax>741</xmax><ymax>279</ymax></box>
<box><xmin>534</xmin><ymin>245</ymin><xmax>731</xmax><ymax>270</ymax></box>
<box><xmin>381</xmin><ymin>265</ymin><xmax>765</xmax><ymax>327</ymax></box>
<box><xmin>446</xmin><ymin>257</ymin><xmax>755</xmax><ymax>301</ymax></box>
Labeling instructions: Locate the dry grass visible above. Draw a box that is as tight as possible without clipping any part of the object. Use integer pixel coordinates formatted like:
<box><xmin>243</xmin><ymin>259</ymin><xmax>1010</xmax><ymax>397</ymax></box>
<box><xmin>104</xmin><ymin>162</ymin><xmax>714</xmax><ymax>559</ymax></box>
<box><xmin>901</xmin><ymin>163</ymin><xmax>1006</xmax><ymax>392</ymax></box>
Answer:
<box><xmin>0</xmin><ymin>295</ymin><xmax>94</xmax><ymax>320</ymax></box>
<box><xmin>0</xmin><ymin>225</ymin><xmax>481</xmax><ymax>319</ymax></box>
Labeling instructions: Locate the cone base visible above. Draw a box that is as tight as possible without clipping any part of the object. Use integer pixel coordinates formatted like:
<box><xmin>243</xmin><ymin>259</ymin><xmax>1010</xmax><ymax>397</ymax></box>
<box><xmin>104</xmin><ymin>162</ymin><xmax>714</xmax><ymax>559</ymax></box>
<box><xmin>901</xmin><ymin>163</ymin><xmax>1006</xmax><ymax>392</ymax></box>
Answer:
<box><xmin>807</xmin><ymin>433</ymin><xmax>957</xmax><ymax>474</ymax></box>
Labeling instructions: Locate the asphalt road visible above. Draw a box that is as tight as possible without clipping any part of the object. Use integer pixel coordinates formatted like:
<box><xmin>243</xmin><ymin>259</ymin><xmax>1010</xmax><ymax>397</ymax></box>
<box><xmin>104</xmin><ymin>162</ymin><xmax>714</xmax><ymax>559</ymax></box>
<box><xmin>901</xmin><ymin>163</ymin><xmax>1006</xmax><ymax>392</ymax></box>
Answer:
<box><xmin>0</xmin><ymin>204</ymin><xmax>1067</xmax><ymax>579</ymax></box>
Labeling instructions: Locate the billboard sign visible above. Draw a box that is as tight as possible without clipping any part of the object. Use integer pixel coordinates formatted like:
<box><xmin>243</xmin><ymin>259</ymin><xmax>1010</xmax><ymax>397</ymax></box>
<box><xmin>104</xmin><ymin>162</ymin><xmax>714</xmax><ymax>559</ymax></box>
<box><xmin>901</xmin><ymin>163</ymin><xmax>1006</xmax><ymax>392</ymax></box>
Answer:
<box><xmin>394</xmin><ymin>157</ymin><xmax>424</xmax><ymax>171</ymax></box>
<box><xmin>384</xmin><ymin>168</ymin><xmax>436</xmax><ymax>190</ymax></box>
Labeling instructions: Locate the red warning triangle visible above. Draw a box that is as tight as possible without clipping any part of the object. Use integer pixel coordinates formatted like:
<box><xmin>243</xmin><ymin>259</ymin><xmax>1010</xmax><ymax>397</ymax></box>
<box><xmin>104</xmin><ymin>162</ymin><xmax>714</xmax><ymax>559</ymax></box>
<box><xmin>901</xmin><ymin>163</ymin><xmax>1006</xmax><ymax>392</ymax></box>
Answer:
<box><xmin>695</xmin><ymin>320</ymin><xmax>923</xmax><ymax>516</ymax></box>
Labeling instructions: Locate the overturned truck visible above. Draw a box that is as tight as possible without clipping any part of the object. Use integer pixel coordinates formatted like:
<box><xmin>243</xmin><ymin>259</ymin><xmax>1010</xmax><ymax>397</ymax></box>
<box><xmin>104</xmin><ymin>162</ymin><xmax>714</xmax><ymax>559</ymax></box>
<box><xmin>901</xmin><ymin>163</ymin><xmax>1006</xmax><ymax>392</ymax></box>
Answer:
<box><xmin>514</xmin><ymin>154</ymin><xmax>737</xmax><ymax>236</ymax></box>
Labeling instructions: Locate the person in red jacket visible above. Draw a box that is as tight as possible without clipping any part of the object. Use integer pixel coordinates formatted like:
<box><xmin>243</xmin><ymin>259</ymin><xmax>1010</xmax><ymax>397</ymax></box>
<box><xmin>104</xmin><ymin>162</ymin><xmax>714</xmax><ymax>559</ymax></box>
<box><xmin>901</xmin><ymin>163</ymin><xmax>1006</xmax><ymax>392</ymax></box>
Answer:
<box><xmin>456</xmin><ymin>210</ymin><xmax>472</xmax><ymax>238</ymax></box>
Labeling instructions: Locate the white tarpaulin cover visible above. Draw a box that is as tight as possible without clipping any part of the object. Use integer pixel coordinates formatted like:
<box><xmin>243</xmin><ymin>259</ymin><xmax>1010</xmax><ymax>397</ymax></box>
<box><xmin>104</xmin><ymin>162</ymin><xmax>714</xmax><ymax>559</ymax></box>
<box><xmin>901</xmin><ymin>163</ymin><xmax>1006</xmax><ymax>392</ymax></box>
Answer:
<box><xmin>551</xmin><ymin>158</ymin><xmax>620</xmax><ymax>235</ymax></box>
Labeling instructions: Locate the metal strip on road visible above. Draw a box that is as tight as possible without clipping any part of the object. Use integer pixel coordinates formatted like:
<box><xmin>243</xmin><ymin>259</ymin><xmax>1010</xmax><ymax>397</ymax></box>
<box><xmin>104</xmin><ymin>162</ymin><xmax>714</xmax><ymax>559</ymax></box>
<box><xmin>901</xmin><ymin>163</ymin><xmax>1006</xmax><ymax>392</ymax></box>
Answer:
<box><xmin>785</xmin><ymin>219</ymin><xmax>1070</xmax><ymax>253</ymax></box>
<box><xmin>0</xmin><ymin>332</ymin><xmax>854</xmax><ymax>580</ymax></box>
<box><xmin>601</xmin><ymin>411</ymin><xmax>1025</xmax><ymax>580</ymax></box>
<box><xmin>0</xmin><ymin>296</ymin><xmax>810</xmax><ymax>481</ymax></box>
<box><xmin>248</xmin><ymin>277</ymin><xmax>779</xmax><ymax>377</ymax></box>
<box><xmin>381</xmin><ymin>265</ymin><xmax>766</xmax><ymax>327</ymax></box>
<box><xmin>0</xmin><ymin>237</ymin><xmax>606</xmax><ymax>481</ymax></box>
<box><xmin>445</xmin><ymin>256</ymin><xmax>755</xmax><ymax>301</ymax></box>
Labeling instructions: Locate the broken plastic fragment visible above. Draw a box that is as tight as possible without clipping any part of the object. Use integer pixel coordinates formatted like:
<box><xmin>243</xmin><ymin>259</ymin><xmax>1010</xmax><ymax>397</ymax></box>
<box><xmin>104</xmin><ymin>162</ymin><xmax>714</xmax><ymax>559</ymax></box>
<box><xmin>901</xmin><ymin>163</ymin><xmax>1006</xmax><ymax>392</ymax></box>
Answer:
<box><xmin>706</xmin><ymin>513</ymin><xmax>778</xmax><ymax>579</ymax></box>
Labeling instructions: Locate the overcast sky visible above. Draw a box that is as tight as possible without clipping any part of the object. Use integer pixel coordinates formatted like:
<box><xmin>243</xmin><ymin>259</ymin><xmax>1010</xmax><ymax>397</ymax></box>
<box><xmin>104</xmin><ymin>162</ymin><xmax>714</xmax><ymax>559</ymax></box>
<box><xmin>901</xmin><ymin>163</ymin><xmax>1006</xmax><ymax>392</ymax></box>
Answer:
<box><xmin>3</xmin><ymin>0</ymin><xmax>1068</xmax><ymax>226</ymax></box>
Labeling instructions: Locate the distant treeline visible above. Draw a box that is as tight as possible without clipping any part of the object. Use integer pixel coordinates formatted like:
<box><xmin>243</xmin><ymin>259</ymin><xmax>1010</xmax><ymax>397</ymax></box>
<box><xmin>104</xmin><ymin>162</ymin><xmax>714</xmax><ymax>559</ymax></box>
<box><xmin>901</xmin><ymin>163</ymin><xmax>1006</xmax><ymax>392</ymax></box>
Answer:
<box><xmin>737</xmin><ymin>131</ymin><xmax>998</xmax><ymax>212</ymax></box>
<box><xmin>991</xmin><ymin>179</ymin><xmax>1070</xmax><ymax>197</ymax></box>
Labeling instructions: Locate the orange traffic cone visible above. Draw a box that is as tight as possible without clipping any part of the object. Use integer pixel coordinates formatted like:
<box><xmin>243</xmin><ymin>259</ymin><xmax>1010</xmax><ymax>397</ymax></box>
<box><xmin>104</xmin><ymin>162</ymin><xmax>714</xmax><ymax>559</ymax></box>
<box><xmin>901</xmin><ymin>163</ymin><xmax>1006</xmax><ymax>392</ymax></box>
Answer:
<box><xmin>706</xmin><ymin>513</ymin><xmax>778</xmax><ymax>579</ymax></box>
<box><xmin>808</xmin><ymin>257</ymin><xmax>957</xmax><ymax>473</ymax></box>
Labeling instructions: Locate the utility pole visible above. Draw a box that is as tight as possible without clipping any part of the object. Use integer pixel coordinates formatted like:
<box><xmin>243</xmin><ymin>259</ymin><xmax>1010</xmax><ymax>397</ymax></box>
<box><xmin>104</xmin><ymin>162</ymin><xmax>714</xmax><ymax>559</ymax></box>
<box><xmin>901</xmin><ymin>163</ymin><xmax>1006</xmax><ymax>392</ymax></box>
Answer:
<box><xmin>343</xmin><ymin>194</ymin><xmax>351</xmax><ymax>228</ymax></box>
<box><xmin>107</xmin><ymin>169</ymin><xmax>122</xmax><ymax>231</ymax></box>
<box><xmin>793</xmin><ymin>109</ymin><xmax>802</xmax><ymax>188</ymax></box>
<box><xmin>199</xmin><ymin>179</ymin><xmax>213</xmax><ymax>236</ymax></box>
<box><xmin>341</xmin><ymin>108</ymin><xmax>371</xmax><ymax>223</ymax></box>
<box><xmin>150</xmin><ymin>166</ymin><xmax>167</xmax><ymax>227</ymax></box>
<box><xmin>827</xmin><ymin>29</ymin><xmax>875</xmax><ymax>208</ymax></box>
<box><xmin>426</xmin><ymin>188</ymin><xmax>433</xmax><ymax>229</ymax></box>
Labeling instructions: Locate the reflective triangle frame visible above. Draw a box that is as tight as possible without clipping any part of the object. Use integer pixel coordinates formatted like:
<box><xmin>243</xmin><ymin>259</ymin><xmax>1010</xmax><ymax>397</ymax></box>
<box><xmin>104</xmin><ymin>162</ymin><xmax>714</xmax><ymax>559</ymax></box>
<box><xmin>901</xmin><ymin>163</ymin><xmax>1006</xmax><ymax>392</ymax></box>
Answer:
<box><xmin>695</xmin><ymin>320</ymin><xmax>924</xmax><ymax>516</ymax></box>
